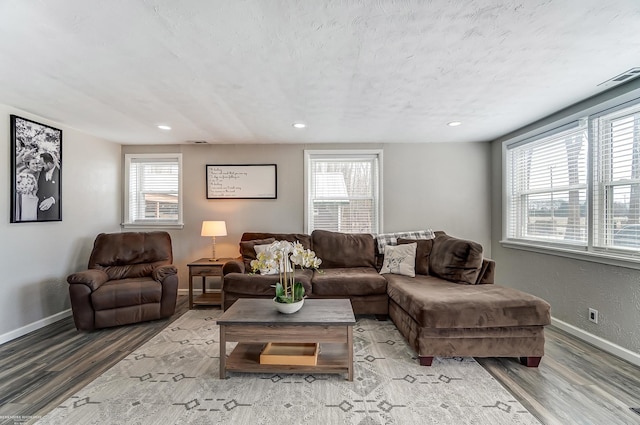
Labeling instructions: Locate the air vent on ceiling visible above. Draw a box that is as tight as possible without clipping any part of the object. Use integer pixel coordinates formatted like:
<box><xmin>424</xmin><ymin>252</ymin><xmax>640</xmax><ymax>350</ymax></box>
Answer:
<box><xmin>598</xmin><ymin>68</ymin><xmax>640</xmax><ymax>87</ymax></box>
<box><xmin>189</xmin><ymin>140</ymin><xmax>208</xmax><ymax>144</ymax></box>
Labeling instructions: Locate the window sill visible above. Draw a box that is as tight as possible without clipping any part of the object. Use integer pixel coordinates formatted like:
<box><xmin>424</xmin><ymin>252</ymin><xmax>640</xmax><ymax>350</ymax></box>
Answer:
<box><xmin>121</xmin><ymin>222</ymin><xmax>184</xmax><ymax>230</ymax></box>
<box><xmin>500</xmin><ymin>239</ymin><xmax>640</xmax><ymax>270</ymax></box>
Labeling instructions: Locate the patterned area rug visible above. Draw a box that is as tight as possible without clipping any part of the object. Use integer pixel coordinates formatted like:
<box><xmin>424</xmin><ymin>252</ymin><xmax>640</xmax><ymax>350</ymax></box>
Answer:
<box><xmin>38</xmin><ymin>310</ymin><xmax>540</xmax><ymax>424</ymax></box>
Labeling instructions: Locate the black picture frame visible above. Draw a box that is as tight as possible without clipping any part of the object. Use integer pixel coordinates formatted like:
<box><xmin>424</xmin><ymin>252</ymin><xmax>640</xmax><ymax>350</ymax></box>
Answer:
<box><xmin>10</xmin><ymin>115</ymin><xmax>63</xmax><ymax>223</ymax></box>
<box><xmin>206</xmin><ymin>164</ymin><xmax>277</xmax><ymax>199</ymax></box>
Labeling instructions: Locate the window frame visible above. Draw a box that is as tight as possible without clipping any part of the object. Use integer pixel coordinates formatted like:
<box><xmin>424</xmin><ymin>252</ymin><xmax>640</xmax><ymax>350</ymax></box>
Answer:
<box><xmin>123</xmin><ymin>153</ymin><xmax>184</xmax><ymax>229</ymax></box>
<box><xmin>304</xmin><ymin>149</ymin><xmax>383</xmax><ymax>234</ymax></box>
<box><xmin>505</xmin><ymin>121</ymin><xmax>589</xmax><ymax>246</ymax></box>
<box><xmin>502</xmin><ymin>96</ymin><xmax>640</xmax><ymax>269</ymax></box>
<box><xmin>591</xmin><ymin>103</ymin><xmax>640</xmax><ymax>252</ymax></box>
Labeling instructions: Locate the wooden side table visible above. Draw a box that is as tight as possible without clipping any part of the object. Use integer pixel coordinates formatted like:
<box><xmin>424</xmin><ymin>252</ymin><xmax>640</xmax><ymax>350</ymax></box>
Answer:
<box><xmin>187</xmin><ymin>258</ymin><xmax>233</xmax><ymax>309</ymax></box>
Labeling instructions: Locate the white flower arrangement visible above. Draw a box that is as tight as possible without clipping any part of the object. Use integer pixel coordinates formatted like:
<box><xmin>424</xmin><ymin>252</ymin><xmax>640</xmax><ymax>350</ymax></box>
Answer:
<box><xmin>250</xmin><ymin>240</ymin><xmax>322</xmax><ymax>303</ymax></box>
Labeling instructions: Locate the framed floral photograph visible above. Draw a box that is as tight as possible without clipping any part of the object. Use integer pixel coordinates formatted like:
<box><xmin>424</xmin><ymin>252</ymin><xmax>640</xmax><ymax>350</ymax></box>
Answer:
<box><xmin>10</xmin><ymin>115</ymin><xmax>63</xmax><ymax>223</ymax></box>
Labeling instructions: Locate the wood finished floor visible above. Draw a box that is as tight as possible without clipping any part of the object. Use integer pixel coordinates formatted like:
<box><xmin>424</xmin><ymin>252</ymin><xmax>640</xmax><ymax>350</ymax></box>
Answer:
<box><xmin>1</xmin><ymin>296</ymin><xmax>639</xmax><ymax>425</ymax></box>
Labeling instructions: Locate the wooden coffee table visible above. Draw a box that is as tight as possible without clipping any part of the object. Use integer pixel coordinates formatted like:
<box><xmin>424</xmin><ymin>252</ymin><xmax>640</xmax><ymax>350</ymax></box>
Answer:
<box><xmin>217</xmin><ymin>298</ymin><xmax>356</xmax><ymax>380</ymax></box>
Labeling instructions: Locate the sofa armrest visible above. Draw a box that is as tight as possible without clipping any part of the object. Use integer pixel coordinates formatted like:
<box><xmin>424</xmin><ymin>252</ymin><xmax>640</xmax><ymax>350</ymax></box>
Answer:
<box><xmin>152</xmin><ymin>265</ymin><xmax>178</xmax><ymax>282</ymax></box>
<box><xmin>67</xmin><ymin>269</ymin><xmax>109</xmax><ymax>291</ymax></box>
<box><xmin>475</xmin><ymin>258</ymin><xmax>495</xmax><ymax>284</ymax></box>
<box><xmin>223</xmin><ymin>258</ymin><xmax>245</xmax><ymax>275</ymax></box>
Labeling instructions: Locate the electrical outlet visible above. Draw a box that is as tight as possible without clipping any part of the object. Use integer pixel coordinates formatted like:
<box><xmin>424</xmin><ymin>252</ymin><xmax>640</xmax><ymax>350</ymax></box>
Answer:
<box><xmin>588</xmin><ymin>308</ymin><xmax>598</xmax><ymax>324</ymax></box>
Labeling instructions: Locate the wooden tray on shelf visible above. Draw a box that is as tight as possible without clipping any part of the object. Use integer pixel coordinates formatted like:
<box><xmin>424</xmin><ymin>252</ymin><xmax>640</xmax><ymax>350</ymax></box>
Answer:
<box><xmin>259</xmin><ymin>342</ymin><xmax>319</xmax><ymax>366</ymax></box>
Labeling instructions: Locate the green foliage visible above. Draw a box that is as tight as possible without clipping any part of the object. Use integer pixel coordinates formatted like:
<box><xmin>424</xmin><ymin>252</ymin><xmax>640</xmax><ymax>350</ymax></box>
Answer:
<box><xmin>275</xmin><ymin>282</ymin><xmax>285</xmax><ymax>299</ymax></box>
<box><xmin>293</xmin><ymin>282</ymin><xmax>305</xmax><ymax>301</ymax></box>
<box><xmin>274</xmin><ymin>281</ymin><xmax>305</xmax><ymax>303</ymax></box>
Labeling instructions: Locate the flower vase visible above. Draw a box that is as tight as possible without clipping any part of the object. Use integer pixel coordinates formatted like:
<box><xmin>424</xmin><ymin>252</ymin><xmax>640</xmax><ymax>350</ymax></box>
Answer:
<box><xmin>273</xmin><ymin>297</ymin><xmax>304</xmax><ymax>314</ymax></box>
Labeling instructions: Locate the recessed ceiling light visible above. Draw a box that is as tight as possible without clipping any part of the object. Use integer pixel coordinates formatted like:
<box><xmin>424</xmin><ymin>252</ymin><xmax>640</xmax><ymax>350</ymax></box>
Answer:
<box><xmin>292</xmin><ymin>122</ymin><xmax>306</xmax><ymax>129</ymax></box>
<box><xmin>157</xmin><ymin>125</ymin><xmax>172</xmax><ymax>130</ymax></box>
<box><xmin>447</xmin><ymin>121</ymin><xmax>462</xmax><ymax>127</ymax></box>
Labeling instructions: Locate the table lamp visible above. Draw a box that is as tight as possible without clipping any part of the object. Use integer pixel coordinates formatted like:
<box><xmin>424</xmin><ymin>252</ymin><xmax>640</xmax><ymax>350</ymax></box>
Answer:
<box><xmin>201</xmin><ymin>220</ymin><xmax>227</xmax><ymax>261</ymax></box>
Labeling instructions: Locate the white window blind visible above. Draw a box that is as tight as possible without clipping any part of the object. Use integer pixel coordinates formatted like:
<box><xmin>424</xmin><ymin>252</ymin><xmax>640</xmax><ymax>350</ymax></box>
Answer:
<box><xmin>305</xmin><ymin>151</ymin><xmax>382</xmax><ymax>234</ymax></box>
<box><xmin>506</xmin><ymin>124</ymin><xmax>588</xmax><ymax>245</ymax></box>
<box><xmin>124</xmin><ymin>154</ymin><xmax>182</xmax><ymax>226</ymax></box>
<box><xmin>593</xmin><ymin>103</ymin><xmax>640</xmax><ymax>249</ymax></box>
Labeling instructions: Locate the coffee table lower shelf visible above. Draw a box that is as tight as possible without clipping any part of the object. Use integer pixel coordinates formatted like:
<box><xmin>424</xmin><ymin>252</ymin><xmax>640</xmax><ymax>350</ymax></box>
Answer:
<box><xmin>225</xmin><ymin>343</ymin><xmax>350</xmax><ymax>376</ymax></box>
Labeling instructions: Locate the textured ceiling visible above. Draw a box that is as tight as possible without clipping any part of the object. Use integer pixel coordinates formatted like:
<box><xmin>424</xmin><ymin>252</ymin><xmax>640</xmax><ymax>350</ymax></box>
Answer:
<box><xmin>1</xmin><ymin>0</ymin><xmax>640</xmax><ymax>145</ymax></box>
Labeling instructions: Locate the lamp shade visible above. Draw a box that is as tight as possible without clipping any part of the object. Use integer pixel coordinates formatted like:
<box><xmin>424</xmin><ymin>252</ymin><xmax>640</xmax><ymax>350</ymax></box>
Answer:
<box><xmin>201</xmin><ymin>221</ymin><xmax>227</xmax><ymax>237</ymax></box>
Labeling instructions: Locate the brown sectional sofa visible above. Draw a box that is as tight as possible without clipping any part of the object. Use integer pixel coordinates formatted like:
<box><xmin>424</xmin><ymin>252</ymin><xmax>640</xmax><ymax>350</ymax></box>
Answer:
<box><xmin>222</xmin><ymin>229</ymin><xmax>551</xmax><ymax>366</ymax></box>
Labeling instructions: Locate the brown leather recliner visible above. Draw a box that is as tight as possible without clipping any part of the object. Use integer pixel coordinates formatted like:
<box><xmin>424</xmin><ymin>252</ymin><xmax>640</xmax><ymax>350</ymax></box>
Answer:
<box><xmin>67</xmin><ymin>231</ymin><xmax>179</xmax><ymax>331</ymax></box>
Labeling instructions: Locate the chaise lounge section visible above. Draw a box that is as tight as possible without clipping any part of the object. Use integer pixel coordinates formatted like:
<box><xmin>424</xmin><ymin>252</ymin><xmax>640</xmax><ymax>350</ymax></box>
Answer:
<box><xmin>385</xmin><ymin>233</ymin><xmax>550</xmax><ymax>367</ymax></box>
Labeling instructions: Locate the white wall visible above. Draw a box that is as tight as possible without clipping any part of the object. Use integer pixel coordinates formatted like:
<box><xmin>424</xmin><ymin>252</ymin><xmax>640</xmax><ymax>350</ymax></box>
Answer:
<box><xmin>123</xmin><ymin>142</ymin><xmax>493</xmax><ymax>290</ymax></box>
<box><xmin>383</xmin><ymin>142</ymin><xmax>491</xmax><ymax>249</ymax></box>
<box><xmin>0</xmin><ymin>106</ymin><xmax>121</xmax><ymax>342</ymax></box>
<box><xmin>490</xmin><ymin>79</ymin><xmax>640</xmax><ymax>358</ymax></box>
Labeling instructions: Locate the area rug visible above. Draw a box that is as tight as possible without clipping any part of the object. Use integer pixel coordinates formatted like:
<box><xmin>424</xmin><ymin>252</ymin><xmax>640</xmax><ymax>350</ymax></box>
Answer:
<box><xmin>38</xmin><ymin>310</ymin><xmax>540</xmax><ymax>424</ymax></box>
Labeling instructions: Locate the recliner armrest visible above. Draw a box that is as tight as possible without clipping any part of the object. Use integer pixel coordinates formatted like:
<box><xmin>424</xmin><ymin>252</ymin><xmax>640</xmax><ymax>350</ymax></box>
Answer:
<box><xmin>67</xmin><ymin>269</ymin><xmax>109</xmax><ymax>291</ymax></box>
<box><xmin>152</xmin><ymin>265</ymin><xmax>178</xmax><ymax>282</ymax></box>
<box><xmin>223</xmin><ymin>259</ymin><xmax>245</xmax><ymax>275</ymax></box>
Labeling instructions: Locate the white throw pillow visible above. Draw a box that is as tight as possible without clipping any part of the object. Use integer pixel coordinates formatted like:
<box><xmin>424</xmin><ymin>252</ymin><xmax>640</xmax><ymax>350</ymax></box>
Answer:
<box><xmin>379</xmin><ymin>243</ymin><xmax>417</xmax><ymax>277</ymax></box>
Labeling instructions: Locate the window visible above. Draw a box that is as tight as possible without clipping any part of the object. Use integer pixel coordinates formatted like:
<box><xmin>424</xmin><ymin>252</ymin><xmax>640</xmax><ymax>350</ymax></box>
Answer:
<box><xmin>504</xmin><ymin>98</ymin><xmax>640</xmax><ymax>262</ymax></box>
<box><xmin>506</xmin><ymin>122</ymin><xmax>588</xmax><ymax>245</ymax></box>
<box><xmin>305</xmin><ymin>150</ymin><xmax>382</xmax><ymax>234</ymax></box>
<box><xmin>124</xmin><ymin>153</ymin><xmax>183</xmax><ymax>228</ymax></box>
<box><xmin>593</xmin><ymin>103</ymin><xmax>640</xmax><ymax>250</ymax></box>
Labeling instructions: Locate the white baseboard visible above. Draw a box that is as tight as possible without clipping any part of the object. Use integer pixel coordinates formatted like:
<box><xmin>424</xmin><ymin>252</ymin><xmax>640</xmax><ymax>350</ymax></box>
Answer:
<box><xmin>0</xmin><ymin>309</ymin><xmax>72</xmax><ymax>345</ymax></box>
<box><xmin>551</xmin><ymin>316</ymin><xmax>640</xmax><ymax>367</ymax></box>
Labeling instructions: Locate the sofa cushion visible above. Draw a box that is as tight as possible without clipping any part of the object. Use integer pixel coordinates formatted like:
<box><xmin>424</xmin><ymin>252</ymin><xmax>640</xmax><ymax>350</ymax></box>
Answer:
<box><xmin>385</xmin><ymin>274</ymin><xmax>551</xmax><ymax>329</ymax></box>
<box><xmin>91</xmin><ymin>277</ymin><xmax>162</xmax><ymax>311</ymax></box>
<box><xmin>398</xmin><ymin>238</ymin><xmax>433</xmax><ymax>275</ymax></box>
<box><xmin>311</xmin><ymin>230</ymin><xmax>376</xmax><ymax>268</ymax></box>
<box><xmin>312</xmin><ymin>268</ymin><xmax>387</xmax><ymax>296</ymax></box>
<box><xmin>223</xmin><ymin>269</ymin><xmax>313</xmax><ymax>296</ymax></box>
<box><xmin>429</xmin><ymin>233</ymin><xmax>483</xmax><ymax>284</ymax></box>
<box><xmin>240</xmin><ymin>238</ymin><xmax>276</xmax><ymax>271</ymax></box>
<box><xmin>379</xmin><ymin>243</ymin><xmax>417</xmax><ymax>277</ymax></box>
